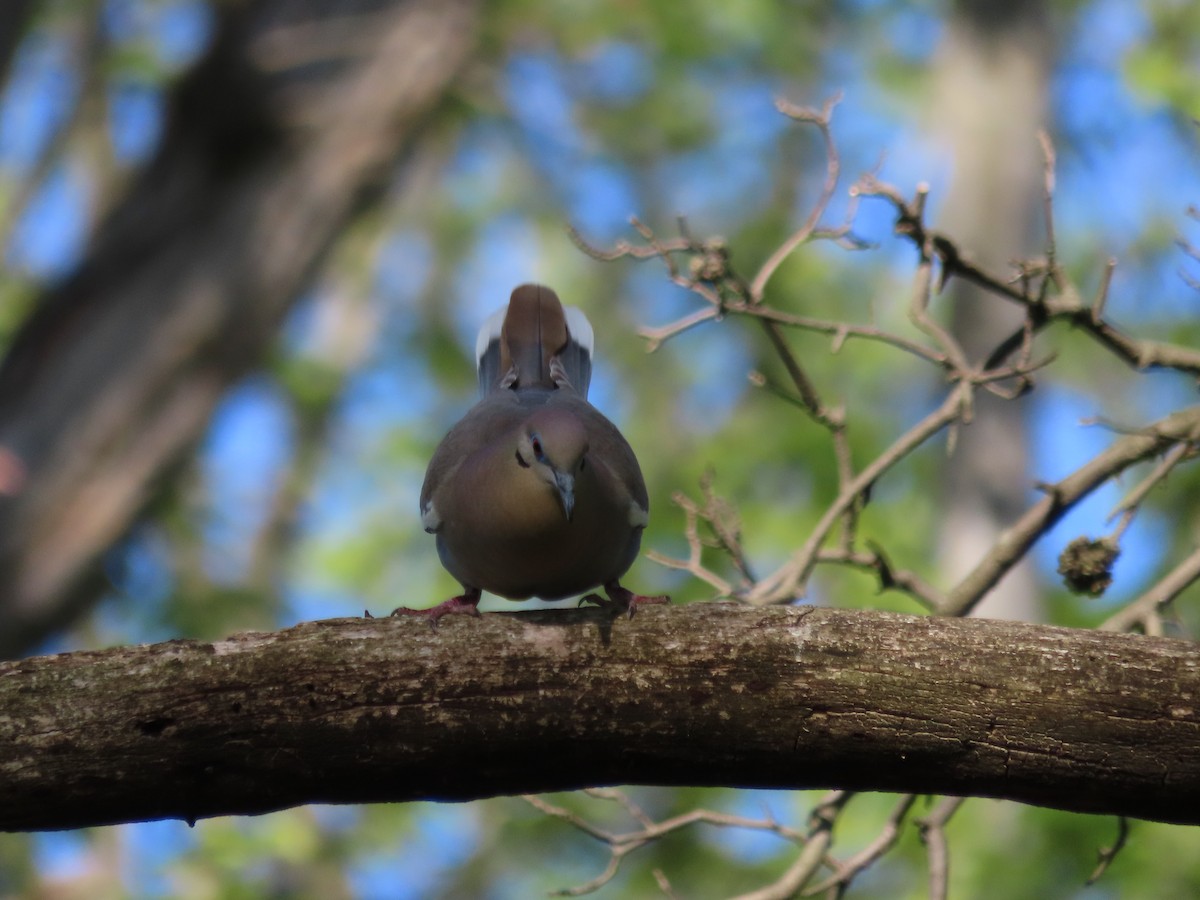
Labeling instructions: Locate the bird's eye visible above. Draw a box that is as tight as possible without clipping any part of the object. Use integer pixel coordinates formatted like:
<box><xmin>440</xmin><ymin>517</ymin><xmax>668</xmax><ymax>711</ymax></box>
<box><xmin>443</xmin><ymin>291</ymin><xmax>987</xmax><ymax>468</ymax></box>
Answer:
<box><xmin>531</xmin><ymin>437</ymin><xmax>544</xmax><ymax>459</ymax></box>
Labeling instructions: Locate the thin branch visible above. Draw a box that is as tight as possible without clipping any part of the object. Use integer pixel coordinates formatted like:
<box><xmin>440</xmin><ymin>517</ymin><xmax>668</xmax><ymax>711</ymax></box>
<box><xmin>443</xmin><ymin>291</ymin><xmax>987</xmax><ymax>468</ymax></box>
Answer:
<box><xmin>831</xmin><ymin>412</ymin><xmax>859</xmax><ymax>551</ymax></box>
<box><xmin>651</xmin><ymin>868</ymin><xmax>679</xmax><ymax>899</ymax></box>
<box><xmin>583</xmin><ymin>787</ymin><xmax>654</xmax><ymax>828</ymax></box>
<box><xmin>1100</xmin><ymin>545</ymin><xmax>1200</xmax><ymax>633</ymax></box>
<box><xmin>732</xmin><ymin>792</ymin><xmax>850</xmax><ymax>900</ymax></box>
<box><xmin>916</xmin><ymin>797</ymin><xmax>965</xmax><ymax>900</ymax></box>
<box><xmin>555</xmin><ymin>852</ymin><xmax>625</xmax><ymax>897</ymax></box>
<box><xmin>723</xmin><ymin>302</ymin><xmax>955</xmax><ymax>394</ymax></box>
<box><xmin>732</xmin><ymin>834</ymin><xmax>833</xmax><ymax>900</ymax></box>
<box><xmin>1092</xmin><ymin>257</ymin><xmax>1116</xmax><ymax>324</ymax></box>
<box><xmin>639</xmin><ymin>306</ymin><xmax>721</xmax><ymax>352</ymax></box>
<box><xmin>1037</xmin><ymin>129</ymin><xmax>1059</xmax><ymax>271</ymax></box>
<box><xmin>750</xmin><ymin>93</ymin><xmax>843</xmax><ymax>301</ymax></box>
<box><xmin>757</xmin><ymin>314</ymin><xmax>836</xmax><ymax>426</ymax></box>
<box><xmin>525</xmin><ymin>788</ymin><xmax>819</xmax><ymax>897</ymax></box>
<box><xmin>860</xmin><ymin>174</ymin><xmax>1200</xmax><ymax>376</ymax></box>
<box><xmin>902</xmin><ymin>188</ymin><xmax>971</xmax><ymax>376</ymax></box>
<box><xmin>941</xmin><ymin>407</ymin><xmax>1200</xmax><ymax>617</ymax></box>
<box><xmin>697</xmin><ymin>472</ymin><xmax>758</xmax><ymax>585</ymax></box>
<box><xmin>645</xmin><ymin>490</ymin><xmax>736</xmax><ymax>596</ymax></box>
<box><xmin>1086</xmin><ymin>817</ymin><xmax>1130</xmax><ymax>886</ymax></box>
<box><xmin>747</xmin><ymin>384</ymin><xmax>970</xmax><ymax>605</ymax></box>
<box><xmin>804</xmin><ymin>794</ymin><xmax>918</xmax><ymax>895</ymax></box>
<box><xmin>1106</xmin><ymin>441</ymin><xmax>1195</xmax><ymax>528</ymax></box>
<box><xmin>523</xmin><ymin>794</ymin><xmax>621</xmax><ymax>844</ymax></box>
<box><xmin>574</xmin><ymin>217</ymin><xmax>734</xmax><ymax>355</ymax></box>
<box><xmin>567</xmin><ymin>219</ymin><xmax>690</xmax><ymax>263</ymax></box>
<box><xmin>815</xmin><ymin>546</ymin><xmax>947</xmax><ymax>611</ymax></box>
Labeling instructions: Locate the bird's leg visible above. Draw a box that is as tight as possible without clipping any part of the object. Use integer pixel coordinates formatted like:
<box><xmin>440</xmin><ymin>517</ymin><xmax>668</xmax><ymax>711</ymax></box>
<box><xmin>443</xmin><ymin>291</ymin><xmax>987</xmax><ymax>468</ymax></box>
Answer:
<box><xmin>580</xmin><ymin>580</ymin><xmax>670</xmax><ymax>619</ymax></box>
<box><xmin>391</xmin><ymin>587</ymin><xmax>482</xmax><ymax>627</ymax></box>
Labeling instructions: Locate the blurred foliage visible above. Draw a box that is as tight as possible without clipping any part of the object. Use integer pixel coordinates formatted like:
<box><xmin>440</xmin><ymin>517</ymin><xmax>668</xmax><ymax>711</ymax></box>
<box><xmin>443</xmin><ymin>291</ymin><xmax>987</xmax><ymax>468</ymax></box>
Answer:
<box><xmin>1125</xmin><ymin>0</ymin><xmax>1200</xmax><ymax>114</ymax></box>
<box><xmin>1</xmin><ymin>0</ymin><xmax>1200</xmax><ymax>897</ymax></box>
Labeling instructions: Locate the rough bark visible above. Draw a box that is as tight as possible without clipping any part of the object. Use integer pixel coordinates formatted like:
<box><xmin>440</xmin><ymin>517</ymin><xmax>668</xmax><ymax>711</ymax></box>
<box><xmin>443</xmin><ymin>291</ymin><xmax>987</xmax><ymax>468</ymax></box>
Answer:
<box><xmin>0</xmin><ymin>0</ymin><xmax>478</xmax><ymax>658</ymax></box>
<box><xmin>1</xmin><ymin>604</ymin><xmax>1197</xmax><ymax>832</ymax></box>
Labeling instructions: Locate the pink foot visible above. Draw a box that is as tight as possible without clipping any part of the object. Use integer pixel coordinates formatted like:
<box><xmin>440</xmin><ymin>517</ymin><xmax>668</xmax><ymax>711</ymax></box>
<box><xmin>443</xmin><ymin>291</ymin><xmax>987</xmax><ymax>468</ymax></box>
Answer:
<box><xmin>391</xmin><ymin>589</ymin><xmax>482</xmax><ymax>627</ymax></box>
<box><xmin>580</xmin><ymin>581</ymin><xmax>670</xmax><ymax>619</ymax></box>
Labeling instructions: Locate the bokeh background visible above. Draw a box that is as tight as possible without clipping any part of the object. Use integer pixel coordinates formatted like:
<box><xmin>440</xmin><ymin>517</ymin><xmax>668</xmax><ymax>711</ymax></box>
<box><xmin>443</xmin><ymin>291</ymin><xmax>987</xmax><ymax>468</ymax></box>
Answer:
<box><xmin>1</xmin><ymin>0</ymin><xmax>1199</xmax><ymax>896</ymax></box>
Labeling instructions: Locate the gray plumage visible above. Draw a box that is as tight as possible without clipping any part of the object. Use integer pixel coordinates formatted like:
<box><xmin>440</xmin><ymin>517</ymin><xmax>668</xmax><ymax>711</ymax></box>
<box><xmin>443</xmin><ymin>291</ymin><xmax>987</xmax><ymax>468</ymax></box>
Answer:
<box><xmin>399</xmin><ymin>283</ymin><xmax>665</xmax><ymax>620</ymax></box>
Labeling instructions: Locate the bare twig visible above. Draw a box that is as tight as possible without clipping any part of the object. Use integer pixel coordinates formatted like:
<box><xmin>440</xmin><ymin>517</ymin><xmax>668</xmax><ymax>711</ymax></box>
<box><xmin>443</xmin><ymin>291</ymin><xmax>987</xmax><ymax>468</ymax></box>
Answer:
<box><xmin>1106</xmin><ymin>441</ymin><xmax>1196</xmax><ymax>530</ymax></box>
<box><xmin>1106</xmin><ymin>440</ymin><xmax>1195</xmax><ymax>547</ymax></box>
<box><xmin>804</xmin><ymin>794</ymin><xmax>918</xmax><ymax>896</ymax></box>
<box><xmin>750</xmin><ymin>93</ymin><xmax>843</xmax><ymax>301</ymax></box>
<box><xmin>861</xmin><ymin>175</ymin><xmax>1200</xmax><ymax>376</ymax></box>
<box><xmin>902</xmin><ymin>188</ymin><xmax>972</xmax><ymax>376</ymax></box>
<box><xmin>758</xmin><ymin>315</ymin><xmax>836</xmax><ymax>426</ymax></box>
<box><xmin>645</xmin><ymin>493</ymin><xmax>735</xmax><ymax>596</ymax></box>
<box><xmin>1100</xmin><ymin>545</ymin><xmax>1200</xmax><ymax>633</ymax></box>
<box><xmin>941</xmin><ymin>407</ymin><xmax>1200</xmax><ymax>617</ymax></box>
<box><xmin>1037</xmin><ymin>130</ymin><xmax>1059</xmax><ymax>270</ymax></box>
<box><xmin>1092</xmin><ymin>257</ymin><xmax>1116</xmax><ymax>323</ymax></box>
<box><xmin>584</xmin><ymin>787</ymin><xmax>654</xmax><ymax>828</ymax></box>
<box><xmin>747</xmin><ymin>385</ymin><xmax>970</xmax><ymax>606</ymax></box>
<box><xmin>639</xmin><ymin>306</ymin><xmax>722</xmax><ymax>352</ymax></box>
<box><xmin>524</xmin><ymin>791</ymin><xmax>822</xmax><ymax>897</ymax></box>
<box><xmin>725</xmin><ymin>302</ymin><xmax>950</xmax><ymax>367</ymax></box>
<box><xmin>651</xmin><ymin>868</ymin><xmax>679</xmax><ymax>899</ymax></box>
<box><xmin>1086</xmin><ymin>817</ymin><xmax>1130</xmax><ymax>886</ymax></box>
<box><xmin>732</xmin><ymin>835</ymin><xmax>833</xmax><ymax>900</ymax></box>
<box><xmin>732</xmin><ymin>792</ymin><xmax>850</xmax><ymax>900</ymax></box>
<box><xmin>815</xmin><ymin>546</ymin><xmax>948</xmax><ymax>610</ymax></box>
<box><xmin>697</xmin><ymin>472</ymin><xmax>757</xmax><ymax>585</ymax></box>
<box><xmin>916</xmin><ymin>797</ymin><xmax>965</xmax><ymax>900</ymax></box>
<box><xmin>646</xmin><ymin>472</ymin><xmax>758</xmax><ymax>595</ymax></box>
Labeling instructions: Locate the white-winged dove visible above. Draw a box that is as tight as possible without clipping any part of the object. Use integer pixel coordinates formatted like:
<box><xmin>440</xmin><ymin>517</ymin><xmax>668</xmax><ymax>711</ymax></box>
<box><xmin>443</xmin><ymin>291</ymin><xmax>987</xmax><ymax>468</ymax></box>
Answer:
<box><xmin>394</xmin><ymin>284</ymin><xmax>668</xmax><ymax>622</ymax></box>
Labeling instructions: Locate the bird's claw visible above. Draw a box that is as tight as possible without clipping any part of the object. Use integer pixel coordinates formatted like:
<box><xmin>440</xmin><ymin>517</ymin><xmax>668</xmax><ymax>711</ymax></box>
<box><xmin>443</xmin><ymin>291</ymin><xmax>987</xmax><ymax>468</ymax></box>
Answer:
<box><xmin>580</xmin><ymin>584</ymin><xmax>670</xmax><ymax>619</ymax></box>
<box><xmin>390</xmin><ymin>593</ymin><xmax>482</xmax><ymax>629</ymax></box>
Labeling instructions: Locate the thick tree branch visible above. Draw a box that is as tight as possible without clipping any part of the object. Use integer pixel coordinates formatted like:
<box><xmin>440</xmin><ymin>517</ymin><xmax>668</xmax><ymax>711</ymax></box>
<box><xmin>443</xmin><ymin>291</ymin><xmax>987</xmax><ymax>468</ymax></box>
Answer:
<box><xmin>2</xmin><ymin>604</ymin><xmax>1198</xmax><ymax>832</ymax></box>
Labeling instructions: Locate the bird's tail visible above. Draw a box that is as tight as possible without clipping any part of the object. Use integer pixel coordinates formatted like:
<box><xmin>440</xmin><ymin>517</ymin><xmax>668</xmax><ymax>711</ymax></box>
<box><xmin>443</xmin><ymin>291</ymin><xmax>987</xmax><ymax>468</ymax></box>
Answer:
<box><xmin>476</xmin><ymin>284</ymin><xmax>593</xmax><ymax>397</ymax></box>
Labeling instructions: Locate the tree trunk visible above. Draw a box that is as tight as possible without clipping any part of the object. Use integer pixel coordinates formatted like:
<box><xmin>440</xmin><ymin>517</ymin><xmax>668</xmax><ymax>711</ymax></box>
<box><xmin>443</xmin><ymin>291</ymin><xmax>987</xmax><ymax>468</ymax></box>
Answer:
<box><xmin>0</xmin><ymin>0</ymin><xmax>479</xmax><ymax>658</ymax></box>
<box><xmin>1</xmin><ymin>604</ymin><xmax>1196</xmax><ymax>831</ymax></box>
<box><xmin>933</xmin><ymin>0</ymin><xmax>1051</xmax><ymax>621</ymax></box>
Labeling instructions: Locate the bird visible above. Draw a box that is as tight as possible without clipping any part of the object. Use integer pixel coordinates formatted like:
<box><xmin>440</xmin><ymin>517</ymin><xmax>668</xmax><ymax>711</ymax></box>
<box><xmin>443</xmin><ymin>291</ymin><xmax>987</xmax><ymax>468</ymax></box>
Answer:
<box><xmin>393</xmin><ymin>283</ymin><xmax>668</xmax><ymax>622</ymax></box>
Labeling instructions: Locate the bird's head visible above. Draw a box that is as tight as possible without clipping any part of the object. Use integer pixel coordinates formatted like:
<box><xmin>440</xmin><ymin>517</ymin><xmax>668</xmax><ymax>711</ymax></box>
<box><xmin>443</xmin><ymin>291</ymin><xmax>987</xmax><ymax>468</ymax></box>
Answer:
<box><xmin>515</xmin><ymin>409</ymin><xmax>589</xmax><ymax>521</ymax></box>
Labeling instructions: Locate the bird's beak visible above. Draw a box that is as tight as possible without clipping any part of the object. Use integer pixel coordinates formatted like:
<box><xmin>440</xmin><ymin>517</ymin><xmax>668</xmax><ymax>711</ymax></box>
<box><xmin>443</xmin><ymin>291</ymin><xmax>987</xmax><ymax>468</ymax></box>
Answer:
<box><xmin>554</xmin><ymin>471</ymin><xmax>576</xmax><ymax>521</ymax></box>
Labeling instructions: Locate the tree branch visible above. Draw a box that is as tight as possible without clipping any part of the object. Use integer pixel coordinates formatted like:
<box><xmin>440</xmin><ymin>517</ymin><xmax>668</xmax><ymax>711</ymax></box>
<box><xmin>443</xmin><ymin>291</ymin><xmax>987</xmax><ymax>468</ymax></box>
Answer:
<box><xmin>2</xmin><ymin>604</ymin><xmax>1198</xmax><ymax>832</ymax></box>
<box><xmin>940</xmin><ymin>405</ymin><xmax>1200</xmax><ymax>616</ymax></box>
<box><xmin>746</xmin><ymin>385</ymin><xmax>969</xmax><ymax>605</ymax></box>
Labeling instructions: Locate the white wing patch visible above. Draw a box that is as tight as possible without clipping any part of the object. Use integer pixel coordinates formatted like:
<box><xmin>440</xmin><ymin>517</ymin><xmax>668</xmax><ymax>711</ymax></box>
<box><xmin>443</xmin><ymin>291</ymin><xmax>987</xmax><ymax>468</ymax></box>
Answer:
<box><xmin>628</xmin><ymin>500</ymin><xmax>649</xmax><ymax>529</ymax></box>
<box><xmin>421</xmin><ymin>499</ymin><xmax>442</xmax><ymax>534</ymax></box>
<box><xmin>474</xmin><ymin>306</ymin><xmax>508</xmax><ymax>371</ymax></box>
<box><xmin>562</xmin><ymin>306</ymin><xmax>594</xmax><ymax>357</ymax></box>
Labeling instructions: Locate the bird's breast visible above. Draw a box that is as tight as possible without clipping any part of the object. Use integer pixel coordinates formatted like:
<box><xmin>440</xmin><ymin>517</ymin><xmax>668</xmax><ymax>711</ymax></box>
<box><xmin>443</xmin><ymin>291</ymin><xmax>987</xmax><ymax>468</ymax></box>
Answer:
<box><xmin>437</xmin><ymin>467</ymin><xmax>641</xmax><ymax>600</ymax></box>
